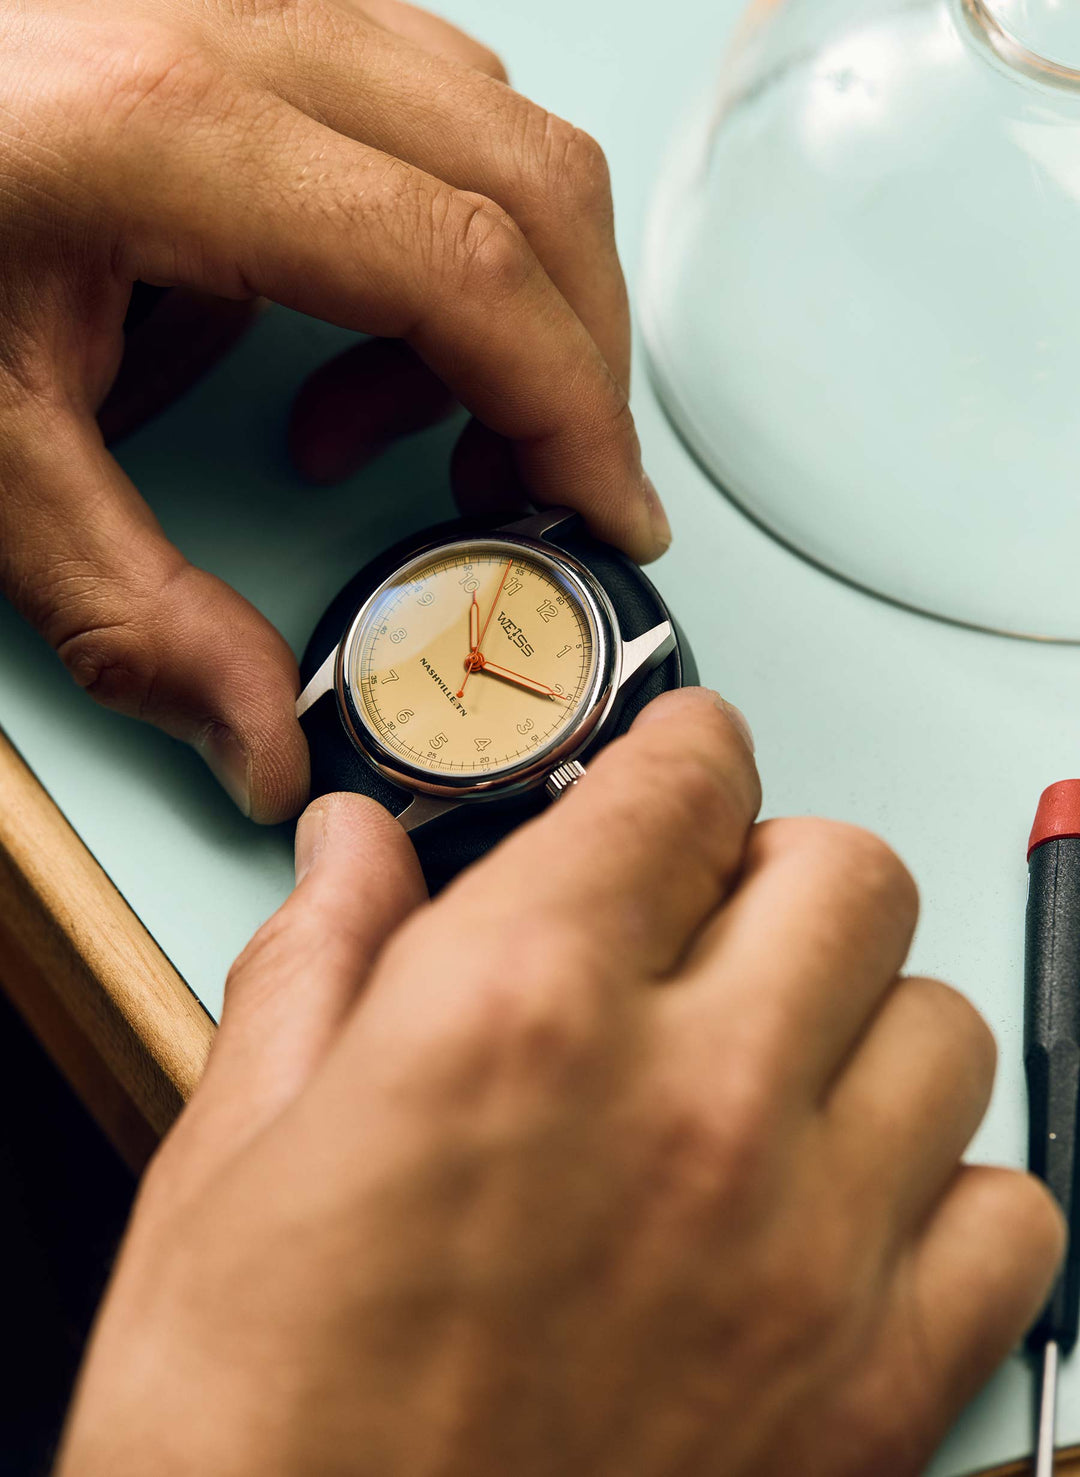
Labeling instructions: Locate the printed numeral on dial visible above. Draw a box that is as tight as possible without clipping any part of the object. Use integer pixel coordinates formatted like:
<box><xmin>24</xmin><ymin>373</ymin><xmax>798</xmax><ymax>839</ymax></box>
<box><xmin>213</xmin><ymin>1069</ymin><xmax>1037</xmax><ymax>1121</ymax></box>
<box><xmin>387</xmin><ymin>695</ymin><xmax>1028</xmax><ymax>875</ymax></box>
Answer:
<box><xmin>474</xmin><ymin>738</ymin><xmax>491</xmax><ymax>751</ymax></box>
<box><xmin>536</xmin><ymin>601</ymin><xmax>558</xmax><ymax>623</ymax></box>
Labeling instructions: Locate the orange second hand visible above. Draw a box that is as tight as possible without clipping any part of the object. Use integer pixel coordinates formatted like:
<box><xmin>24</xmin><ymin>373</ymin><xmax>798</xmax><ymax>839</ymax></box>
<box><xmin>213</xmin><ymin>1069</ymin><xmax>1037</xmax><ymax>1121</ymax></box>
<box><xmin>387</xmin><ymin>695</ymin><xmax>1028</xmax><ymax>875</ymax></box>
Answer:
<box><xmin>476</xmin><ymin>558</ymin><xmax>513</xmax><ymax>651</ymax></box>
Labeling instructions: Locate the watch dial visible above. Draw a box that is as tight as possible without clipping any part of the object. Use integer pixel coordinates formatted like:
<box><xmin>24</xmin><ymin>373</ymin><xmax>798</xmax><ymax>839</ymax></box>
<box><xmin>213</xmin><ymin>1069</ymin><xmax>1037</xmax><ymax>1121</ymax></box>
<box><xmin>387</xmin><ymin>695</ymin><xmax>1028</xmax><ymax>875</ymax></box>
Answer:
<box><xmin>348</xmin><ymin>540</ymin><xmax>603</xmax><ymax>780</ymax></box>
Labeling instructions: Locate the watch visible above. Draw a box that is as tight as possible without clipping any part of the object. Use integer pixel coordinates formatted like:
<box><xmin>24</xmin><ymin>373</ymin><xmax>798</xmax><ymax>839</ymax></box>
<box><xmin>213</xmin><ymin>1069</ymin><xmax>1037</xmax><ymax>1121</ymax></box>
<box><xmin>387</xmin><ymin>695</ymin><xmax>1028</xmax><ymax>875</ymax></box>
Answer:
<box><xmin>297</xmin><ymin>508</ymin><xmax>696</xmax><ymax>890</ymax></box>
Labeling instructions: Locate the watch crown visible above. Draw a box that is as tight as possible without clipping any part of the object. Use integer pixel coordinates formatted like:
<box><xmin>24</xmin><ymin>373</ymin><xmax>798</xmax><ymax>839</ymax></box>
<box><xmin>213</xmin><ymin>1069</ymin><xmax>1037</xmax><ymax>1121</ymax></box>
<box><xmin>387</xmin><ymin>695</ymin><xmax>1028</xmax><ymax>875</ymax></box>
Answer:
<box><xmin>545</xmin><ymin>759</ymin><xmax>586</xmax><ymax>802</ymax></box>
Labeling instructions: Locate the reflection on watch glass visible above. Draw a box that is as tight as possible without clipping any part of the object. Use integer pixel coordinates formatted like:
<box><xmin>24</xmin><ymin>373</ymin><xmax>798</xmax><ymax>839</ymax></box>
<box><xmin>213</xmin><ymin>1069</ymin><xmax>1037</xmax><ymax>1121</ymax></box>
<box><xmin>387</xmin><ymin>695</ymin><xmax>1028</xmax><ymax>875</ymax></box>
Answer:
<box><xmin>351</xmin><ymin>542</ymin><xmax>601</xmax><ymax>779</ymax></box>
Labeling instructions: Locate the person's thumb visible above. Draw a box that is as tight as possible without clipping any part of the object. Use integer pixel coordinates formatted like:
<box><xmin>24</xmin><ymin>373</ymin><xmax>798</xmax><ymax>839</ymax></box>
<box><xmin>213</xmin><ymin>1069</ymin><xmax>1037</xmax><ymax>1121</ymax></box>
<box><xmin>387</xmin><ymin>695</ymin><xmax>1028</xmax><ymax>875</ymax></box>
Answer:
<box><xmin>149</xmin><ymin>793</ymin><xmax>426</xmax><ymax>1203</ymax></box>
<box><xmin>0</xmin><ymin>401</ymin><xmax>307</xmax><ymax>822</ymax></box>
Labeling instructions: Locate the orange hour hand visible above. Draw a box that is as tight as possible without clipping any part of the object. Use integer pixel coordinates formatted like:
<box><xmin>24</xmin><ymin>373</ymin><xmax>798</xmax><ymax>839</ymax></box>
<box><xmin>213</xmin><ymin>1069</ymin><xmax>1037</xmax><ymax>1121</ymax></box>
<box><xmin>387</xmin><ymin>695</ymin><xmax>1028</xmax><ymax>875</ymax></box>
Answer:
<box><xmin>477</xmin><ymin>659</ymin><xmax>568</xmax><ymax>701</ymax></box>
<box><xmin>468</xmin><ymin>589</ymin><xmax>479</xmax><ymax>652</ymax></box>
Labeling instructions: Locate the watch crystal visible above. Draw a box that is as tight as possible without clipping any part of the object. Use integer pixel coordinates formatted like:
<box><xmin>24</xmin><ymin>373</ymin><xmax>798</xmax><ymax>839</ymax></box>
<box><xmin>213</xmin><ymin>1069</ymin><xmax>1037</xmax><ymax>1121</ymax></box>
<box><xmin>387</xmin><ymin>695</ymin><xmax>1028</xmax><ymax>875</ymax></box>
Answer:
<box><xmin>348</xmin><ymin>541</ymin><xmax>602</xmax><ymax>780</ymax></box>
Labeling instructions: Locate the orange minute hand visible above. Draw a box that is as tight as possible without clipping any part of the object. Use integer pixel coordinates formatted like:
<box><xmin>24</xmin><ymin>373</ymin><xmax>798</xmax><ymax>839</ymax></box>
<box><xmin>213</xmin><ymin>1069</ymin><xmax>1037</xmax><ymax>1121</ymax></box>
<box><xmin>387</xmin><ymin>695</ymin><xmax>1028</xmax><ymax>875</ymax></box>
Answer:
<box><xmin>476</xmin><ymin>659</ymin><xmax>568</xmax><ymax>701</ymax></box>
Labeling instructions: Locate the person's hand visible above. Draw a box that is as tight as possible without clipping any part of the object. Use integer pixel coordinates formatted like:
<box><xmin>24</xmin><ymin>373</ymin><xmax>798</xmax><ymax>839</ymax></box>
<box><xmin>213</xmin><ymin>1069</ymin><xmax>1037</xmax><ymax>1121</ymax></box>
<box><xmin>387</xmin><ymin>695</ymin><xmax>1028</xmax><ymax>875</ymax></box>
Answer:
<box><xmin>55</xmin><ymin>689</ymin><xmax>1061</xmax><ymax>1477</ymax></box>
<box><xmin>0</xmin><ymin>0</ymin><xmax>664</xmax><ymax>822</ymax></box>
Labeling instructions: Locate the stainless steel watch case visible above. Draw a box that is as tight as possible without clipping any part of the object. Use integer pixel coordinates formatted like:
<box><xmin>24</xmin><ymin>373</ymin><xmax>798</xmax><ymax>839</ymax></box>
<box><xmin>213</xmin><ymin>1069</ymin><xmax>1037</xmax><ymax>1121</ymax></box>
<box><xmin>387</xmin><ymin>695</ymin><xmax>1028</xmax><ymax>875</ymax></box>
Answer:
<box><xmin>295</xmin><ymin>509</ymin><xmax>675</xmax><ymax>834</ymax></box>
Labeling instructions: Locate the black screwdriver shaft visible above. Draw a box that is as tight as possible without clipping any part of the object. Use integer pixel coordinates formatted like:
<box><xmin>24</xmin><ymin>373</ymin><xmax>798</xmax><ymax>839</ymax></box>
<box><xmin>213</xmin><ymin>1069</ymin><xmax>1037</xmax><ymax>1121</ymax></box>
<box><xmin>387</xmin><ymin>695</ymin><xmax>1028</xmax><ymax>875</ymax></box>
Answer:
<box><xmin>1025</xmin><ymin>835</ymin><xmax>1080</xmax><ymax>1354</ymax></box>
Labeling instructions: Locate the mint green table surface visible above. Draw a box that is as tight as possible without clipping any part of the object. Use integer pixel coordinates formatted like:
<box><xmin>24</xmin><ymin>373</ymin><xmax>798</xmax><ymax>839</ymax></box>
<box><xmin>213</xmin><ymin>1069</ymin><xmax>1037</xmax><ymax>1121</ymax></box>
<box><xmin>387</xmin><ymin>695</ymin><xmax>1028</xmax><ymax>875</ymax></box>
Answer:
<box><xmin>0</xmin><ymin>0</ymin><xmax>1075</xmax><ymax>1471</ymax></box>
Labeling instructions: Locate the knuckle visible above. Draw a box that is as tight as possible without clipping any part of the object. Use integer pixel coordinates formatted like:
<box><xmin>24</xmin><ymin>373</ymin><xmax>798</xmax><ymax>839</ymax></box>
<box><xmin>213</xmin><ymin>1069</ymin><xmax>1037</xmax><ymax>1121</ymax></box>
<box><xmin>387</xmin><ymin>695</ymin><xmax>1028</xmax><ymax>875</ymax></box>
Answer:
<box><xmin>40</xmin><ymin>554</ymin><xmax>197</xmax><ymax>720</ymax></box>
<box><xmin>902</xmin><ymin>976</ymin><xmax>997</xmax><ymax>1084</ymax></box>
<box><xmin>752</xmin><ymin>1226</ymin><xmax>856</xmax><ymax>1365</ymax></box>
<box><xmin>649</xmin><ymin>1073</ymin><xmax>779</xmax><ymax>1220</ymax></box>
<box><xmin>665</xmin><ymin>743</ymin><xmax>748</xmax><ymax>831</ymax></box>
<box><xmin>57</xmin><ymin>617</ymin><xmax>159</xmax><ymax>715</ymax></box>
<box><xmin>841</xmin><ymin>825</ymin><xmax>918</xmax><ymax>918</ymax></box>
<box><xmin>1011</xmin><ymin>1171</ymin><xmax>1068</xmax><ymax>1260</ymax></box>
<box><xmin>471</xmin><ymin>43</ymin><xmax>509</xmax><ymax>84</ymax></box>
<box><xmin>443</xmin><ymin>190</ymin><xmax>533</xmax><ymax>298</ymax></box>
<box><xmin>525</xmin><ymin>110</ymin><xmax>613</xmax><ymax>222</ymax></box>
<box><xmin>89</xmin><ymin>26</ymin><xmax>220</xmax><ymax>127</ymax></box>
<box><xmin>475</xmin><ymin>965</ymin><xmax>602</xmax><ymax>1080</ymax></box>
<box><xmin>418</xmin><ymin>915</ymin><xmax>611</xmax><ymax>1103</ymax></box>
<box><xmin>614</xmin><ymin>732</ymin><xmax>751</xmax><ymax>865</ymax></box>
<box><xmin>241</xmin><ymin>0</ymin><xmax>339</xmax><ymax>52</ymax></box>
<box><xmin>569</xmin><ymin>721</ymin><xmax>757</xmax><ymax>901</ymax></box>
<box><xmin>649</xmin><ymin>1100</ymin><xmax>856</xmax><ymax>1361</ymax></box>
<box><xmin>368</xmin><ymin>154</ymin><xmax>433</xmax><ymax>244</ymax></box>
<box><xmin>219</xmin><ymin>0</ymin><xmax>307</xmax><ymax>26</ymax></box>
<box><xmin>793</xmin><ymin>818</ymin><xmax>919</xmax><ymax>929</ymax></box>
<box><xmin>4</xmin><ymin>19</ymin><xmax>218</xmax><ymax>193</ymax></box>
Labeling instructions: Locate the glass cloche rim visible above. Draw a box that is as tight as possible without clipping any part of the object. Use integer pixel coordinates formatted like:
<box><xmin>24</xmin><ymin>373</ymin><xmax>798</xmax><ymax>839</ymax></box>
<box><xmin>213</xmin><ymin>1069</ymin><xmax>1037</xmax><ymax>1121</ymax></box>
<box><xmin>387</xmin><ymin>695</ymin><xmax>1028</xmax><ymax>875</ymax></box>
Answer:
<box><xmin>962</xmin><ymin>0</ymin><xmax>1080</xmax><ymax>90</ymax></box>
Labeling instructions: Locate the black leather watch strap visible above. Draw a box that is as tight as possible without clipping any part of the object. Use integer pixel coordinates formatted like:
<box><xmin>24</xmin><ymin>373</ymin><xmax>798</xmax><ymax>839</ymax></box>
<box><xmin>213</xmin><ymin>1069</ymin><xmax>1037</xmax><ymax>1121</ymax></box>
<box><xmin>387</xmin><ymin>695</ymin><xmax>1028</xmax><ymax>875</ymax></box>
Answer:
<box><xmin>299</xmin><ymin>515</ymin><xmax>696</xmax><ymax>890</ymax></box>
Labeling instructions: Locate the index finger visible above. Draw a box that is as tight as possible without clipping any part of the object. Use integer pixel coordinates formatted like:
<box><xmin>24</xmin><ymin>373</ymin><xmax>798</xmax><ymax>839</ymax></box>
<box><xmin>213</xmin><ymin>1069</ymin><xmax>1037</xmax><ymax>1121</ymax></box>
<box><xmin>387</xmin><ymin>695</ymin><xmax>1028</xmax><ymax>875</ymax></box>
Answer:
<box><xmin>442</xmin><ymin>688</ymin><xmax>762</xmax><ymax>979</ymax></box>
<box><xmin>103</xmin><ymin>83</ymin><xmax>663</xmax><ymax>559</ymax></box>
<box><xmin>237</xmin><ymin>10</ymin><xmax>630</xmax><ymax>387</ymax></box>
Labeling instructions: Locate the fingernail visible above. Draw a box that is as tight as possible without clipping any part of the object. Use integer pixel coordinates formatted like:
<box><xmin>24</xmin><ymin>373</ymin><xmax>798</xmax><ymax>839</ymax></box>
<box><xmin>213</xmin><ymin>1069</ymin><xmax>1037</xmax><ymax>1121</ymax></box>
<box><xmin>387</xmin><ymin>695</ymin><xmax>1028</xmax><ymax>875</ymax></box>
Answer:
<box><xmin>294</xmin><ymin>805</ymin><xmax>326</xmax><ymax>884</ymax></box>
<box><xmin>714</xmin><ymin>696</ymin><xmax>755</xmax><ymax>753</ymax></box>
<box><xmin>643</xmin><ymin>475</ymin><xmax>672</xmax><ymax>555</ymax></box>
<box><xmin>197</xmin><ymin>723</ymin><xmax>252</xmax><ymax>818</ymax></box>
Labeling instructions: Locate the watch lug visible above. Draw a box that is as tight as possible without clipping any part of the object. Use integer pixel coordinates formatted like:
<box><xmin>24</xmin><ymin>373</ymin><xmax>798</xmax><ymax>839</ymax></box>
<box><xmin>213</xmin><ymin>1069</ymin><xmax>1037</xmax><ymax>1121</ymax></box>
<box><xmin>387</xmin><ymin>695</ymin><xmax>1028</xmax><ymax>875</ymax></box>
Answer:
<box><xmin>497</xmin><ymin>507</ymin><xmax>575</xmax><ymax>541</ymax></box>
<box><xmin>296</xmin><ymin>643</ymin><xmax>339</xmax><ymax>719</ymax></box>
<box><xmin>617</xmin><ymin>621</ymin><xmax>676</xmax><ymax>692</ymax></box>
<box><xmin>398</xmin><ymin>795</ymin><xmax>462</xmax><ymax>834</ymax></box>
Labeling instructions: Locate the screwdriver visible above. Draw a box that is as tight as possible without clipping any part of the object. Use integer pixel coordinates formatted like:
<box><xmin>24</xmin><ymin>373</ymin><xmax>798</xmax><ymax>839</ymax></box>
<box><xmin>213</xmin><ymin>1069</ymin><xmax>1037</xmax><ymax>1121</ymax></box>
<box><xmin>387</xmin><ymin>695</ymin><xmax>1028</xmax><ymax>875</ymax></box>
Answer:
<box><xmin>1025</xmin><ymin>780</ymin><xmax>1080</xmax><ymax>1477</ymax></box>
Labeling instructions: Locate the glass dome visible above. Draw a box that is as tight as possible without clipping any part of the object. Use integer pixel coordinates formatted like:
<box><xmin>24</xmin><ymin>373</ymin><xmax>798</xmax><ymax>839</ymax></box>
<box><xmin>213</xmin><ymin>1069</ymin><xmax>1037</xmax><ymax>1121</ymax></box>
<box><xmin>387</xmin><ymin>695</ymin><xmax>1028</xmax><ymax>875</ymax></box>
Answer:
<box><xmin>642</xmin><ymin>0</ymin><xmax>1080</xmax><ymax>640</ymax></box>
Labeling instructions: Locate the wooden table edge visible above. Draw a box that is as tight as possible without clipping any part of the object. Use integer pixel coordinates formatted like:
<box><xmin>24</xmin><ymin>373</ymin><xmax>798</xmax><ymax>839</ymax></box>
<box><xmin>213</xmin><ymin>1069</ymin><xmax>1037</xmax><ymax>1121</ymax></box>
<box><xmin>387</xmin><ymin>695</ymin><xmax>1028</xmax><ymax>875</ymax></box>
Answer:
<box><xmin>979</xmin><ymin>1447</ymin><xmax>1080</xmax><ymax>1474</ymax></box>
<box><xmin>0</xmin><ymin>723</ymin><xmax>214</xmax><ymax>1171</ymax></box>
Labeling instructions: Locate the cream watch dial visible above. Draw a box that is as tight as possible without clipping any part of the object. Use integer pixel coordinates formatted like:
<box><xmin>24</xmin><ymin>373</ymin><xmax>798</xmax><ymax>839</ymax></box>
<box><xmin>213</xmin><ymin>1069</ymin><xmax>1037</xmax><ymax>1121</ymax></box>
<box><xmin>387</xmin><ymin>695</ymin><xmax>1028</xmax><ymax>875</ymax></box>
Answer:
<box><xmin>348</xmin><ymin>541</ymin><xmax>603</xmax><ymax>779</ymax></box>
